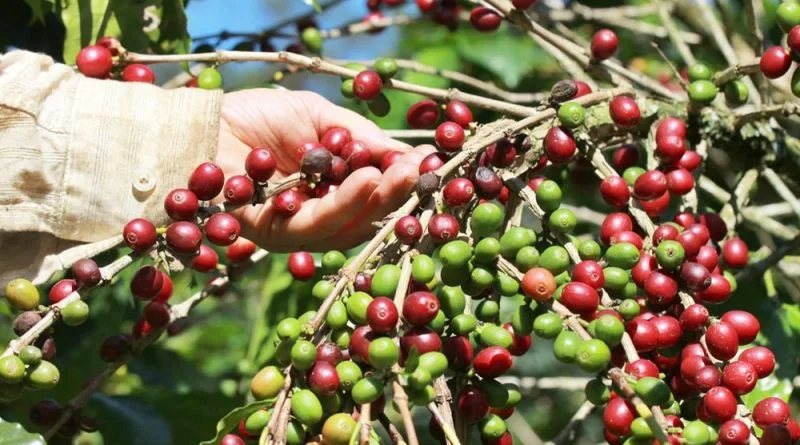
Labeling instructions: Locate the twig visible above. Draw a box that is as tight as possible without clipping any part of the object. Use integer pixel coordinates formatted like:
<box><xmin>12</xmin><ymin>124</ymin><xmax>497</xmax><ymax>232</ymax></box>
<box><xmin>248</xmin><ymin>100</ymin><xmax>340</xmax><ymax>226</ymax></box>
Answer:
<box><xmin>392</xmin><ymin>380</ymin><xmax>419</xmax><ymax>445</ymax></box>
<box><xmin>359</xmin><ymin>404</ymin><xmax>372</xmax><ymax>445</ymax></box>
<box><xmin>734</xmin><ymin>103</ymin><xmax>800</xmax><ymax>127</ymax></box>
<box><xmin>657</xmin><ymin>3</ymin><xmax>696</xmax><ymax>67</ymax></box>
<box><xmin>506</xmin><ymin>411</ymin><xmax>545</xmax><ymax>445</ymax></box>
<box><xmin>713</xmin><ymin>59</ymin><xmax>761</xmax><ymax>86</ymax></box>
<box><xmin>378</xmin><ymin>413</ymin><xmax>407</xmax><ymax>445</ymax></box>
<box><xmin>495</xmin><ymin>376</ymin><xmax>592</xmax><ymax>392</ymax></box>
<box><xmin>2</xmin><ymin>253</ymin><xmax>137</xmax><ymax>358</ymax></box>
<box><xmin>428</xmin><ymin>402</ymin><xmax>462</xmax><ymax>445</ymax></box>
<box><xmin>744</xmin><ymin>0</ymin><xmax>767</xmax><ymax>100</ymax></box>
<box><xmin>762</xmin><ymin>167</ymin><xmax>800</xmax><ymax>221</ymax></box>
<box><xmin>320</xmin><ymin>15</ymin><xmax>415</xmax><ymax>39</ymax></box>
<box><xmin>31</xmin><ymin>235</ymin><xmax>125</xmax><ymax>286</ymax></box>
<box><xmin>544</xmin><ymin>401</ymin><xmax>594</xmax><ymax>445</ymax></box>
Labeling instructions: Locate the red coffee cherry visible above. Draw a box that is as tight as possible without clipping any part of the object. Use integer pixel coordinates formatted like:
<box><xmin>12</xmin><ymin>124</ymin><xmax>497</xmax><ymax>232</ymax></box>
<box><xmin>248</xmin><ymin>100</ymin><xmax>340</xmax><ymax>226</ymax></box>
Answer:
<box><xmin>686</xmin><ymin>223</ymin><xmax>711</xmax><ymax>244</ymax></box>
<box><xmin>367</xmin><ymin>297</ymin><xmax>399</xmax><ymax>333</ymax></box>
<box><xmin>544</xmin><ymin>126</ymin><xmax>576</xmax><ymax>164</ymax></box>
<box><xmin>320</xmin><ymin>127</ymin><xmax>352</xmax><ymax>155</ymax></box>
<box><xmin>153</xmin><ymin>271</ymin><xmax>173</xmax><ymax>304</ymax></box>
<box><xmin>752</xmin><ymin>397</ymin><xmax>791</xmax><ymax>429</ymax></box>
<box><xmin>76</xmin><ymin>45</ymin><xmax>113</xmax><ymax>78</ymax></box>
<box><xmin>472</xmin><ymin>167</ymin><xmax>503</xmax><ymax>199</ymax></box>
<box><xmin>676</xmin><ymin>230</ymin><xmax>703</xmax><ymax>257</ymax></box>
<box><xmin>441</xmin><ymin>335</ymin><xmax>472</xmax><ymax>371</ymax></box>
<box><xmin>486</xmin><ymin>140</ymin><xmax>517</xmax><ymax>168</ymax></box>
<box><xmin>694</xmin><ymin>365</ymin><xmax>721</xmax><ymax>391</ymax></box>
<box><xmin>680</xmin><ymin>354</ymin><xmax>712</xmax><ymax>383</ymax></box>
<box><xmin>245</xmin><ymin>148</ymin><xmax>278</xmax><ymax>183</ymax></box>
<box><xmin>457</xmin><ymin>385</ymin><xmax>489</xmax><ymax>423</ymax></box>
<box><xmin>227</xmin><ymin>238</ymin><xmax>257</xmax><ymax>263</ymax></box>
<box><xmin>188</xmin><ymin>162</ymin><xmax>225</xmax><ymax>200</ymax></box>
<box><xmin>695</xmin><ymin>273</ymin><xmax>731</xmax><ymax>304</ymax></box>
<box><xmin>428</xmin><ymin>213</ymin><xmax>460</xmax><ymax>243</ymax></box>
<box><xmin>722</xmin><ymin>238</ymin><xmax>749</xmax><ymax>269</ymax></box>
<box><xmin>469</xmin><ymin>6</ymin><xmax>502</xmax><ymax>32</ymax></box>
<box><xmin>308</xmin><ymin>362</ymin><xmax>340</xmax><ymax>396</ymax></box>
<box><xmin>673</xmin><ymin>211</ymin><xmax>696</xmax><ymax>228</ymax></box>
<box><xmin>443</xmin><ymin>178</ymin><xmax>475</xmax><ymax>206</ymax></box>
<box><xmin>656</xmin><ymin>134</ymin><xmax>687</xmax><ymax>163</ymax></box>
<box><xmin>121</xmin><ymin>64</ymin><xmax>156</xmax><ymax>83</ymax></box>
<box><xmin>407</xmin><ymin>100</ymin><xmax>440</xmax><ymax>129</ymax></box>
<box><xmin>789</xmin><ymin>26</ymin><xmax>800</xmax><ymax>54</ymax></box>
<box><xmin>680</xmin><ymin>303</ymin><xmax>710</xmax><ymax>331</ymax></box>
<box><xmin>600</xmin><ymin>212</ymin><xmax>633</xmax><ymax>245</ymax></box>
<box><xmin>288</xmin><ymin>252</ymin><xmax>316</xmax><ymax>281</ymax></box>
<box><xmin>705</xmin><ymin>321</ymin><xmax>740</xmax><ymax>361</ymax></box>
<box><xmin>472</xmin><ymin>346</ymin><xmax>513</xmax><ymax>378</ymax></box>
<box><xmin>590</xmin><ymin>29</ymin><xmax>619</xmax><ymax>60</ymax></box>
<box><xmin>29</xmin><ymin>399</ymin><xmax>63</xmax><ymax>427</ymax></box>
<box><xmin>354</xmin><ymin>273</ymin><xmax>373</xmax><ymax>294</ymax></box>
<box><xmin>631</xmin><ymin>254</ymin><xmax>657</xmax><ymax>287</ymax></box>
<box><xmin>72</xmin><ymin>258</ymin><xmax>102</xmax><ymax>289</ymax></box>
<box><xmin>609</xmin><ymin>96</ymin><xmax>641</xmax><ymax>127</ymax></box>
<box><xmin>639</xmin><ymin>190</ymin><xmax>671</xmax><ymax>217</ymax></box>
<box><xmin>739</xmin><ymin>346</ymin><xmax>776</xmax><ymax>378</ymax></box>
<box><xmin>633</xmin><ymin>170</ymin><xmax>668</xmax><ymax>200</ymax></box>
<box><xmin>656</xmin><ymin>117</ymin><xmax>687</xmax><ymax>140</ymax></box>
<box><xmin>677</xmin><ymin>150</ymin><xmax>702</xmax><ymax>171</ymax></box>
<box><xmin>502</xmin><ymin>323</ymin><xmax>531</xmax><ymax>356</ymax></box>
<box><xmin>699</xmin><ymin>212</ymin><xmax>727</xmax><ymax>242</ymax></box>
<box><xmin>625</xmin><ymin>359</ymin><xmax>659</xmax><ymax>378</ymax></box>
<box><xmin>603</xmin><ymin>397</ymin><xmax>635</xmax><ymax>436</ymax></box>
<box><xmin>205</xmin><ymin>212</ymin><xmax>240</xmax><ymax>246</ymax></box>
<box><xmin>144</xmin><ymin>302</ymin><xmax>170</xmax><ymax>329</ymax></box>
<box><xmin>165</xmin><ymin>221</ymin><xmax>202</xmax><ymax>254</ymax></box>
<box><xmin>600</xmin><ymin>176</ymin><xmax>631</xmax><ymax>208</ymax></box>
<box><xmin>719</xmin><ymin>419</ymin><xmax>750</xmax><ymax>445</ymax></box>
<box><xmin>349</xmin><ymin>326</ymin><xmax>377</xmax><ymax>362</ymax></box>
<box><xmin>627</xmin><ymin>319</ymin><xmax>658</xmax><ymax>352</ymax></box>
<box><xmin>273</xmin><ymin>190</ymin><xmax>304</xmax><ymax>216</ymax></box>
<box><xmin>191</xmin><ymin>244</ymin><xmax>218</xmax><ymax>273</ymax></box>
<box><xmin>574</xmin><ymin>80</ymin><xmax>592</xmax><ymax>97</ymax></box>
<box><xmin>651</xmin><ymin>315</ymin><xmax>682</xmax><ymax>348</ymax></box>
<box><xmin>131</xmin><ymin>266</ymin><xmax>164</xmax><ymax>300</ymax></box>
<box><xmin>612</xmin><ymin>145</ymin><xmax>639</xmax><ymax>170</ymax></box>
<box><xmin>443</xmin><ymin>100</ymin><xmax>473</xmax><ymax>128</ymax></box>
<box><xmin>704</xmin><ymin>386</ymin><xmax>738</xmax><ymax>422</ymax></box>
<box><xmin>353</xmin><ymin>70</ymin><xmax>383</xmax><ymax>100</ymax></box>
<box><xmin>418</xmin><ymin>152</ymin><xmax>447</xmax><ymax>174</ymax></box>
<box><xmin>653</xmin><ymin>224</ymin><xmax>679</xmax><ymax>246</ymax></box>
<box><xmin>394</xmin><ymin>215</ymin><xmax>423</xmax><ymax>245</ymax></box>
<box><xmin>760</xmin><ymin>46</ymin><xmax>792</xmax><ymax>79</ymax></box>
<box><xmin>223</xmin><ymin>175</ymin><xmax>255</xmax><ymax>205</ymax></box>
<box><xmin>559</xmin><ymin>282</ymin><xmax>599</xmax><ymax>316</ymax></box>
<box><xmin>435</xmin><ymin>121</ymin><xmax>466</xmax><ymax>151</ymax></box>
<box><xmin>99</xmin><ymin>334</ymin><xmax>131</xmax><ymax>363</ymax></box>
<box><xmin>400</xmin><ymin>326</ymin><xmax>442</xmax><ymax>360</ymax></box>
<box><xmin>123</xmin><ymin>218</ymin><xmax>158</xmax><ymax>252</ymax></box>
<box><xmin>511</xmin><ymin>0</ymin><xmax>536</xmax><ymax>8</ymax></box>
<box><xmin>380</xmin><ymin>151</ymin><xmax>404</xmax><ymax>173</ymax></box>
<box><xmin>49</xmin><ymin>279</ymin><xmax>78</xmax><ymax>304</ymax></box>
<box><xmin>720</xmin><ymin>310</ymin><xmax>760</xmax><ymax>345</ymax></box>
<box><xmin>323</xmin><ymin>156</ymin><xmax>349</xmax><ymax>183</ymax></box>
<box><xmin>402</xmin><ymin>291</ymin><xmax>440</xmax><ymax>326</ymax></box>
<box><xmin>340</xmin><ymin>140</ymin><xmax>372</xmax><ymax>171</ymax></box>
<box><xmin>644</xmin><ymin>270</ymin><xmax>678</xmax><ymax>307</ymax></box>
<box><xmin>521</xmin><ymin>267</ymin><xmax>557</xmax><ymax>301</ymax></box>
<box><xmin>666</xmin><ymin>168</ymin><xmax>694</xmax><ymax>195</ymax></box>
<box><xmin>571</xmin><ymin>260</ymin><xmax>605</xmax><ymax>290</ymax></box>
<box><xmin>164</xmin><ymin>188</ymin><xmax>199</xmax><ymax>221</ymax></box>
<box><xmin>316</xmin><ymin>342</ymin><xmax>343</xmax><ymax>365</ymax></box>
<box><xmin>721</xmin><ymin>360</ymin><xmax>758</xmax><ymax>395</ymax></box>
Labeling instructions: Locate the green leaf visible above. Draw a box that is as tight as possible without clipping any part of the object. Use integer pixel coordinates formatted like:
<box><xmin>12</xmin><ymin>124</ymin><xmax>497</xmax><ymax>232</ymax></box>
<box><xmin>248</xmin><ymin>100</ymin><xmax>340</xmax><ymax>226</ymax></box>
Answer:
<box><xmin>199</xmin><ymin>399</ymin><xmax>274</xmax><ymax>445</ymax></box>
<box><xmin>0</xmin><ymin>417</ymin><xmax>47</xmax><ymax>445</ymax></box>
<box><xmin>454</xmin><ymin>27</ymin><xmax>544</xmax><ymax>89</ymax></box>
<box><xmin>61</xmin><ymin>0</ymin><xmax>121</xmax><ymax>64</ymax></box>
<box><xmin>24</xmin><ymin>0</ymin><xmax>54</xmax><ymax>23</ymax></box>
<box><xmin>302</xmin><ymin>0</ymin><xmax>322</xmax><ymax>13</ymax></box>
<box><xmin>760</xmin><ymin>303</ymin><xmax>800</xmax><ymax>380</ymax></box>
<box><xmin>740</xmin><ymin>375</ymin><xmax>793</xmax><ymax>410</ymax></box>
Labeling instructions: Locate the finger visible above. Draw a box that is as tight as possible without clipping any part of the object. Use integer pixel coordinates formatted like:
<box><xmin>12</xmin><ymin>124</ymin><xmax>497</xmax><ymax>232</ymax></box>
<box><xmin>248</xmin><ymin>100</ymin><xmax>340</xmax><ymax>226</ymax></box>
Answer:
<box><xmin>270</xmin><ymin>167</ymin><xmax>383</xmax><ymax>246</ymax></box>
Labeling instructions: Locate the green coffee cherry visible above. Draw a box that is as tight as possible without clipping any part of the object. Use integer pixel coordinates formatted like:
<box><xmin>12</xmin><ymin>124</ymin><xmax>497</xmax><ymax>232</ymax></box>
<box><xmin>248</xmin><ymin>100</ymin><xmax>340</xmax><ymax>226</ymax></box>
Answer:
<box><xmin>372</xmin><ymin>264</ymin><xmax>401</xmax><ymax>297</ymax></box>
<box><xmin>553</xmin><ymin>330</ymin><xmax>582</xmax><ymax>362</ymax></box>
<box><xmin>60</xmin><ymin>300</ymin><xmax>89</xmax><ymax>326</ymax></box>
<box><xmin>277</xmin><ymin>318</ymin><xmax>302</xmax><ymax>342</ymax></box>
<box><xmin>618</xmin><ymin>299</ymin><xmax>641</xmax><ymax>320</ymax></box>
<box><xmin>499</xmin><ymin>227</ymin><xmax>534</xmax><ymax>260</ymax></box>
<box><xmin>497</xmin><ymin>272</ymin><xmax>520</xmax><ymax>297</ymax></box>
<box><xmin>473</xmin><ymin>237</ymin><xmax>501</xmax><ymax>264</ymax></box>
<box><xmin>576</xmin><ymin>339</ymin><xmax>611</xmax><ymax>373</ymax></box>
<box><xmin>655</xmin><ymin>240</ymin><xmax>685</xmax><ymax>270</ymax></box>
<box><xmin>548</xmin><ymin>208</ymin><xmax>577</xmax><ymax>233</ymax></box>
<box><xmin>471</xmin><ymin>203</ymin><xmax>505</xmax><ymax>238</ymax></box>
<box><xmin>312</xmin><ymin>280</ymin><xmax>334</xmax><ymax>300</ymax></box>
<box><xmin>451</xmin><ymin>314</ymin><xmax>478</xmax><ymax>335</ymax></box>
<box><xmin>408</xmin><ymin>368</ymin><xmax>432</xmax><ymax>390</ymax></box>
<box><xmin>326</xmin><ymin>301</ymin><xmax>349</xmax><ymax>330</ymax></box>
<box><xmin>417</xmin><ymin>352</ymin><xmax>448</xmax><ymax>378</ymax></box>
<box><xmin>301</xmin><ymin>27</ymin><xmax>323</xmax><ymax>53</ymax></box>
<box><xmin>351</xmin><ymin>376</ymin><xmax>384</xmax><ymax>404</ymax></box>
<box><xmin>374</xmin><ymin>58</ymin><xmax>399</xmax><ymax>79</ymax></box>
<box><xmin>367</xmin><ymin>93</ymin><xmax>391</xmax><ymax>117</ymax></box>
<box><xmin>622</xmin><ymin>166</ymin><xmax>646</xmax><ymax>186</ymax></box>
<box><xmin>251</xmin><ymin>366</ymin><xmax>285</xmax><ymax>400</ymax></box>
<box><xmin>592</xmin><ymin>314</ymin><xmax>625</xmax><ymax>346</ymax></box>
<box><xmin>322</xmin><ymin>413</ymin><xmax>356</xmax><ymax>445</ymax></box>
<box><xmin>479</xmin><ymin>414</ymin><xmax>507</xmax><ymax>440</ymax></box>
<box><xmin>777</xmin><ymin>0</ymin><xmax>800</xmax><ymax>32</ymax></box>
<box><xmin>335</xmin><ymin>361</ymin><xmax>362</xmax><ymax>390</ymax></box>
<box><xmin>533</xmin><ymin>313</ymin><xmax>563</xmax><ymax>338</ymax></box>
<box><xmin>688</xmin><ymin>80</ymin><xmax>718</xmax><ymax>104</ymax></box>
<box><xmin>340</xmin><ymin>79</ymin><xmax>355</xmax><ymax>98</ymax></box>
<box><xmin>368</xmin><ymin>337</ymin><xmax>399</xmax><ymax>370</ymax></box>
<box><xmin>578</xmin><ymin>240</ymin><xmax>602</xmax><ymax>260</ymax></box>
<box><xmin>321</xmin><ymin>250</ymin><xmax>347</xmax><ymax>272</ymax></box>
<box><xmin>440</xmin><ymin>240</ymin><xmax>473</xmax><ymax>267</ymax></box>
<box><xmin>536</xmin><ymin>180</ymin><xmax>562</xmax><ymax>212</ymax></box>
<box><xmin>0</xmin><ymin>356</ymin><xmax>25</xmax><ymax>384</ymax></box>
<box><xmin>438</xmin><ymin>286</ymin><xmax>466</xmax><ymax>318</ymax></box>
<box><xmin>557</xmin><ymin>102</ymin><xmax>586</xmax><ymax>128</ymax></box>
<box><xmin>411</xmin><ymin>254</ymin><xmax>436</xmax><ymax>284</ymax></box>
<box><xmin>290</xmin><ymin>340</ymin><xmax>317</xmax><ymax>371</ymax></box>
<box><xmin>682</xmin><ymin>420</ymin><xmax>711</xmax><ymax>445</ymax></box>
<box><xmin>291</xmin><ymin>389</ymin><xmax>323</xmax><ymax>426</ymax></box>
<box><xmin>539</xmin><ymin>246</ymin><xmax>570</xmax><ymax>275</ymax></box>
<box><xmin>724</xmin><ymin>80</ymin><xmax>749</xmax><ymax>105</ymax></box>
<box><xmin>635</xmin><ymin>376</ymin><xmax>672</xmax><ymax>406</ymax></box>
<box><xmin>630</xmin><ymin>417</ymin><xmax>653</xmax><ymax>439</ymax></box>
<box><xmin>478</xmin><ymin>323</ymin><xmax>513</xmax><ymax>348</ymax></box>
<box><xmin>603</xmin><ymin>267</ymin><xmax>630</xmax><ymax>291</ymax></box>
<box><xmin>687</xmin><ymin>63</ymin><xmax>714</xmax><ymax>82</ymax></box>
<box><xmin>19</xmin><ymin>346</ymin><xmax>42</xmax><ymax>366</ymax></box>
<box><xmin>408</xmin><ymin>384</ymin><xmax>436</xmax><ymax>405</ymax></box>
<box><xmin>475</xmin><ymin>299</ymin><xmax>500</xmax><ymax>322</ymax></box>
<box><xmin>245</xmin><ymin>409</ymin><xmax>272</xmax><ymax>435</ymax></box>
<box><xmin>606</xmin><ymin>242</ymin><xmax>640</xmax><ymax>269</ymax></box>
<box><xmin>514</xmin><ymin>246</ymin><xmax>540</xmax><ymax>272</ymax></box>
<box><xmin>4</xmin><ymin>278</ymin><xmax>40</xmax><ymax>310</ymax></box>
<box><xmin>792</xmin><ymin>67</ymin><xmax>800</xmax><ymax>98</ymax></box>
<box><xmin>346</xmin><ymin>291</ymin><xmax>373</xmax><ymax>324</ymax></box>
<box><xmin>585</xmin><ymin>378</ymin><xmax>611</xmax><ymax>405</ymax></box>
<box><xmin>25</xmin><ymin>360</ymin><xmax>60</xmax><ymax>389</ymax></box>
<box><xmin>197</xmin><ymin>67</ymin><xmax>223</xmax><ymax>90</ymax></box>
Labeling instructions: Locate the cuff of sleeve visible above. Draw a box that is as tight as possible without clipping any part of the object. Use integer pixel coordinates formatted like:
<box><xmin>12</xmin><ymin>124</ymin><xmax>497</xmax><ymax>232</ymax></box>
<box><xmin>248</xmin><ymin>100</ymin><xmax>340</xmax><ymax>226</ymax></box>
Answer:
<box><xmin>58</xmin><ymin>78</ymin><xmax>222</xmax><ymax>241</ymax></box>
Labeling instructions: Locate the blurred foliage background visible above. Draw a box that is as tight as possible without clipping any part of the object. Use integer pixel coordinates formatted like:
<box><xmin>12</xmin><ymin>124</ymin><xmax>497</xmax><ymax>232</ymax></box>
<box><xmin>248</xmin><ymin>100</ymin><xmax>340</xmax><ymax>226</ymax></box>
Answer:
<box><xmin>1</xmin><ymin>0</ymin><xmax>800</xmax><ymax>444</ymax></box>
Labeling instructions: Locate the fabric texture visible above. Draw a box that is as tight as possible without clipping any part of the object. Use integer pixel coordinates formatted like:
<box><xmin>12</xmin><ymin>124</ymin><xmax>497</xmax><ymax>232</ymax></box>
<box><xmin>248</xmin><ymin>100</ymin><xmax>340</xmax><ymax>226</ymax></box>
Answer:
<box><xmin>0</xmin><ymin>50</ymin><xmax>223</xmax><ymax>287</ymax></box>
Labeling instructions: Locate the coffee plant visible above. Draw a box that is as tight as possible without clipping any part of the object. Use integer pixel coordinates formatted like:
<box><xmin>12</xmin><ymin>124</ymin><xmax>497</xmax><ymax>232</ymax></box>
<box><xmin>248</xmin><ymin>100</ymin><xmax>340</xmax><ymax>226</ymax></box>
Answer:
<box><xmin>4</xmin><ymin>0</ymin><xmax>800</xmax><ymax>444</ymax></box>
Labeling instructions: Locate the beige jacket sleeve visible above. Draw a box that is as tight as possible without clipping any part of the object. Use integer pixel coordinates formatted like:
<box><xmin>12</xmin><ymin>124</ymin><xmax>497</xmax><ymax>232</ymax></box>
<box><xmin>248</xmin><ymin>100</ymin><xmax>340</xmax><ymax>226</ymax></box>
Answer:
<box><xmin>0</xmin><ymin>50</ymin><xmax>223</xmax><ymax>287</ymax></box>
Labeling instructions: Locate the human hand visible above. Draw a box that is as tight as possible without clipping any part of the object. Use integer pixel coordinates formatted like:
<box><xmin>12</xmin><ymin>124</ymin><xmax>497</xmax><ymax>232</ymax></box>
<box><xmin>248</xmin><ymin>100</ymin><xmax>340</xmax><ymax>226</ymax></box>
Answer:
<box><xmin>217</xmin><ymin>89</ymin><xmax>434</xmax><ymax>252</ymax></box>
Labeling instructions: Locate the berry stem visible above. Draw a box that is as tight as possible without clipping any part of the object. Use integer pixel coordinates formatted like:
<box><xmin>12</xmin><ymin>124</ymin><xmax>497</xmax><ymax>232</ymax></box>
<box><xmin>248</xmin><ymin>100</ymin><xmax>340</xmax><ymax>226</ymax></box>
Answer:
<box><xmin>391</xmin><ymin>380</ymin><xmax>419</xmax><ymax>445</ymax></box>
<box><xmin>31</xmin><ymin>234</ymin><xmax>124</xmax><ymax>286</ymax></box>
<box><xmin>358</xmin><ymin>403</ymin><xmax>371</xmax><ymax>445</ymax></box>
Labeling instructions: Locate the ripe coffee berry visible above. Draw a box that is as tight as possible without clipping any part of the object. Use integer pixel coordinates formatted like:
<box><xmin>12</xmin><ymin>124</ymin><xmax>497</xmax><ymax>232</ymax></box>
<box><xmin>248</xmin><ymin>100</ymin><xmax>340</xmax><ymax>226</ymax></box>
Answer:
<box><xmin>99</xmin><ymin>334</ymin><xmax>130</xmax><ymax>363</ymax></box>
<box><xmin>694</xmin><ymin>365</ymin><xmax>721</xmax><ymax>391</ymax></box>
<box><xmin>380</xmin><ymin>151</ymin><xmax>403</xmax><ymax>172</ymax></box>
<box><xmin>443</xmin><ymin>178</ymin><xmax>475</xmax><ymax>206</ymax></box>
<box><xmin>676</xmin><ymin>230</ymin><xmax>703</xmax><ymax>257</ymax></box>
<box><xmin>603</xmin><ymin>397</ymin><xmax>635</xmax><ymax>436</ymax></box>
<box><xmin>131</xmin><ymin>266</ymin><xmax>163</xmax><ymax>300</ymax></box>
<box><xmin>407</xmin><ymin>100</ymin><xmax>440</xmax><ymax>129</ymax></box>
<box><xmin>366</xmin><ymin>297</ymin><xmax>398</xmax><ymax>333</ymax></box>
<box><xmin>544</xmin><ymin>126</ymin><xmax>576</xmax><ymax>164</ymax></box>
<box><xmin>308</xmin><ymin>362</ymin><xmax>340</xmax><ymax>396</ymax></box>
<box><xmin>340</xmin><ymin>140</ymin><xmax>372</xmax><ymax>170</ymax></box>
<box><xmin>639</xmin><ymin>190</ymin><xmax>671</xmax><ymax>217</ymax></box>
<box><xmin>418</xmin><ymin>151</ymin><xmax>447</xmax><ymax>174</ymax></box>
<box><xmin>653</xmin><ymin>224</ymin><xmax>679</xmax><ymax>246</ymax></box>
<box><xmin>600</xmin><ymin>212</ymin><xmax>633</xmax><ymax>245</ymax></box>
<box><xmin>192</xmin><ymin>244</ymin><xmax>218</xmax><ymax>272</ymax></box>
<box><xmin>625</xmin><ymin>359</ymin><xmax>659</xmax><ymax>378</ymax></box>
<box><xmin>656</xmin><ymin>134</ymin><xmax>687</xmax><ymax>163</ymax></box>
<box><xmin>473</xmin><ymin>346</ymin><xmax>513</xmax><ymax>378</ymax></box>
<box><xmin>473</xmin><ymin>167</ymin><xmax>503</xmax><ymax>199</ymax></box>
<box><xmin>633</xmin><ymin>170</ymin><xmax>668</xmax><ymax>200</ymax></box>
<box><xmin>428</xmin><ymin>213</ymin><xmax>459</xmax><ymax>243</ymax></box>
<box><xmin>722</xmin><ymin>238</ymin><xmax>748</xmax><ymax>268</ymax></box>
<box><xmin>696</xmin><ymin>273</ymin><xmax>731</xmax><ymax>303</ymax></box>
<box><xmin>631</xmin><ymin>254</ymin><xmax>657</xmax><ymax>287</ymax></box>
<box><xmin>571</xmin><ymin>261</ymin><xmax>605</xmax><ymax>290</ymax></box>
<box><xmin>435</xmin><ymin>121</ymin><xmax>465</xmax><ymax>151</ymax></box>
<box><xmin>245</xmin><ymin>148</ymin><xmax>278</xmax><ymax>182</ymax></box>
<box><xmin>790</xmin><ymin>26</ymin><xmax>800</xmax><ymax>54</ymax></box>
<box><xmin>227</xmin><ymin>238</ymin><xmax>257</xmax><ymax>263</ymax></box>
<box><xmin>470</xmin><ymin>6</ymin><xmax>502</xmax><ymax>32</ymax></box>
<box><xmin>394</xmin><ymin>215</ymin><xmax>423</xmax><ymax>245</ymax></box>
<box><xmin>273</xmin><ymin>190</ymin><xmax>304</xmax><ymax>216</ymax></box>
<box><xmin>164</xmin><ymin>188</ymin><xmax>199</xmax><ymax>221</ymax></box>
<box><xmin>760</xmin><ymin>46</ymin><xmax>792</xmax><ymax>79</ymax></box>
<box><xmin>122</xmin><ymin>64</ymin><xmax>155</xmax><ymax>83</ymax></box>
<box><xmin>559</xmin><ymin>282</ymin><xmax>599</xmax><ymax>316</ymax></box>
<box><xmin>521</xmin><ymin>267</ymin><xmax>557</xmax><ymax>301</ymax></box>
<box><xmin>320</xmin><ymin>127</ymin><xmax>352</xmax><ymax>155</ymax></box>
<box><xmin>666</xmin><ymin>168</ymin><xmax>694</xmax><ymax>195</ymax></box>
<box><xmin>720</xmin><ymin>310</ymin><xmax>760</xmax><ymax>344</ymax></box>
<box><xmin>680</xmin><ymin>303</ymin><xmax>709</xmax><ymax>331</ymax></box>
<box><xmin>739</xmin><ymin>346</ymin><xmax>776</xmax><ymax>378</ymax></box>
<box><xmin>72</xmin><ymin>258</ymin><xmax>102</xmax><ymax>288</ymax></box>
<box><xmin>49</xmin><ymin>279</ymin><xmax>78</xmax><ymax>304</ymax></box>
<box><xmin>721</xmin><ymin>360</ymin><xmax>758</xmax><ymax>395</ymax></box>
<box><xmin>288</xmin><ymin>252</ymin><xmax>316</xmax><ymax>281</ymax></box>
<box><xmin>704</xmin><ymin>386</ymin><xmax>738</xmax><ymax>422</ymax></box>
<box><xmin>123</xmin><ymin>218</ymin><xmax>157</xmax><ymax>252</ymax></box>
<box><xmin>400</xmin><ymin>326</ymin><xmax>442</xmax><ymax>359</ymax></box>
<box><xmin>205</xmin><ymin>212</ymin><xmax>240</xmax><ymax>246</ymax></box>
<box><xmin>445</xmin><ymin>100</ymin><xmax>473</xmax><ymax>128</ymax></box>
<box><xmin>600</xmin><ymin>176</ymin><xmax>630</xmax><ymax>208</ymax></box>
<box><xmin>76</xmin><ymin>45</ymin><xmax>113</xmax><ymax>78</ymax></box>
<box><xmin>612</xmin><ymin>145</ymin><xmax>639</xmax><ymax>170</ymax></box>
<box><xmin>590</xmin><ymin>29</ymin><xmax>619</xmax><ymax>60</ymax></box>
<box><xmin>512</xmin><ymin>0</ymin><xmax>536</xmax><ymax>9</ymax></box>
<box><xmin>627</xmin><ymin>319</ymin><xmax>658</xmax><ymax>352</ymax></box>
<box><xmin>402</xmin><ymin>292</ymin><xmax>439</xmax><ymax>326</ymax></box>
<box><xmin>752</xmin><ymin>397</ymin><xmax>791</xmax><ymax>429</ymax></box>
<box><xmin>144</xmin><ymin>302</ymin><xmax>170</xmax><ymax>329</ymax></box>
<box><xmin>188</xmin><ymin>162</ymin><xmax>225</xmax><ymax>200</ymax></box>
<box><xmin>644</xmin><ymin>270</ymin><xmax>678</xmax><ymax>307</ymax></box>
<box><xmin>705</xmin><ymin>322</ymin><xmax>740</xmax><ymax>361</ymax></box>
<box><xmin>166</xmin><ymin>221</ymin><xmax>202</xmax><ymax>254</ymax></box>
<box><xmin>678</xmin><ymin>150</ymin><xmax>702</xmax><ymax>171</ymax></box>
<box><xmin>609</xmin><ymin>96</ymin><xmax>641</xmax><ymax>127</ymax></box>
<box><xmin>223</xmin><ymin>175</ymin><xmax>255</xmax><ymax>205</ymax></box>
<box><xmin>457</xmin><ymin>385</ymin><xmax>489</xmax><ymax>423</ymax></box>
<box><xmin>353</xmin><ymin>70</ymin><xmax>383</xmax><ymax>100</ymax></box>
<box><xmin>657</xmin><ymin>116</ymin><xmax>687</xmax><ymax>139</ymax></box>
